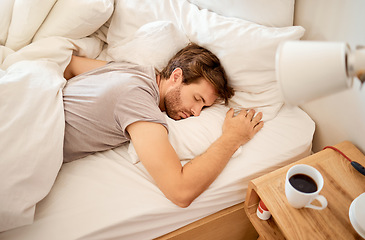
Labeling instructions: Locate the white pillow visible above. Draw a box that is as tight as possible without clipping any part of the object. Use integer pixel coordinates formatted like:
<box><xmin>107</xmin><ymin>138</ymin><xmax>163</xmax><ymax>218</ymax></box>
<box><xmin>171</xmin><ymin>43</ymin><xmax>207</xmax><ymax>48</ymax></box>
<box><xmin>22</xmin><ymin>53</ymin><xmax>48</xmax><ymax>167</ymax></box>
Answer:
<box><xmin>128</xmin><ymin>104</ymin><xmax>242</xmax><ymax>164</ymax></box>
<box><xmin>0</xmin><ymin>60</ymin><xmax>65</xmax><ymax>232</ymax></box>
<box><xmin>33</xmin><ymin>0</ymin><xmax>114</xmax><ymax>41</ymax></box>
<box><xmin>5</xmin><ymin>0</ymin><xmax>57</xmax><ymax>51</ymax></box>
<box><xmin>187</xmin><ymin>0</ymin><xmax>295</xmax><ymax>27</ymax></box>
<box><xmin>0</xmin><ymin>0</ymin><xmax>15</xmax><ymax>45</ymax></box>
<box><xmin>107</xmin><ymin>21</ymin><xmax>190</xmax><ymax>71</ymax></box>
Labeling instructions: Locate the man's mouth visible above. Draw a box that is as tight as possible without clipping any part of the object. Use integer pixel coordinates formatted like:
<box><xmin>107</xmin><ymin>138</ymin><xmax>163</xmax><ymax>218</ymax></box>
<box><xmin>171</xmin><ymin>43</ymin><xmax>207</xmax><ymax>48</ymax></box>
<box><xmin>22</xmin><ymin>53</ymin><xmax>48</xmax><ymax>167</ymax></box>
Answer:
<box><xmin>181</xmin><ymin>111</ymin><xmax>189</xmax><ymax>119</ymax></box>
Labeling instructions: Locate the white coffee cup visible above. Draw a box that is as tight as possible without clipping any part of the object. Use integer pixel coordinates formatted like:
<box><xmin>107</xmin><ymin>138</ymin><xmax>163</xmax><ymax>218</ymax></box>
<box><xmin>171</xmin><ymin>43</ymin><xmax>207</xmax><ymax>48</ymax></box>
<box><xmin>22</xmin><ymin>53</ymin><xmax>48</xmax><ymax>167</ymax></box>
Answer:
<box><xmin>285</xmin><ymin>164</ymin><xmax>328</xmax><ymax>210</ymax></box>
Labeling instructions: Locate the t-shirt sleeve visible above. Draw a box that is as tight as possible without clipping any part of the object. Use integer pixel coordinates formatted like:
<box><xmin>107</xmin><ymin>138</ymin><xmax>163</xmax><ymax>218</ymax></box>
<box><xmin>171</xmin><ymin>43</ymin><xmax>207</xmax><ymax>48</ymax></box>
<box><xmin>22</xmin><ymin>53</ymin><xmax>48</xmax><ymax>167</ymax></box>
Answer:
<box><xmin>114</xmin><ymin>85</ymin><xmax>168</xmax><ymax>139</ymax></box>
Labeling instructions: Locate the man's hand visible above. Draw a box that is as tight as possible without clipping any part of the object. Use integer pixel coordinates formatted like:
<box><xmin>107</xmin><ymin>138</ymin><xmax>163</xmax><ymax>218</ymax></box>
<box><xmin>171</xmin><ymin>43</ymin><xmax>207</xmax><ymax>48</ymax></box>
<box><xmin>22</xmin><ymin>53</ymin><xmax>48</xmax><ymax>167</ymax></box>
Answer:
<box><xmin>222</xmin><ymin>108</ymin><xmax>264</xmax><ymax>149</ymax></box>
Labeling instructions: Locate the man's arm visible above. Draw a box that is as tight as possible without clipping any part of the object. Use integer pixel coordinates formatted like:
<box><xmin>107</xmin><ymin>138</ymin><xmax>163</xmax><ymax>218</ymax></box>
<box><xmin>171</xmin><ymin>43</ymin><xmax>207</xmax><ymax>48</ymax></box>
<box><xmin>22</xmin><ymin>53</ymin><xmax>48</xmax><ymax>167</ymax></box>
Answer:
<box><xmin>126</xmin><ymin>108</ymin><xmax>263</xmax><ymax>207</ymax></box>
<box><xmin>64</xmin><ymin>55</ymin><xmax>107</xmax><ymax>80</ymax></box>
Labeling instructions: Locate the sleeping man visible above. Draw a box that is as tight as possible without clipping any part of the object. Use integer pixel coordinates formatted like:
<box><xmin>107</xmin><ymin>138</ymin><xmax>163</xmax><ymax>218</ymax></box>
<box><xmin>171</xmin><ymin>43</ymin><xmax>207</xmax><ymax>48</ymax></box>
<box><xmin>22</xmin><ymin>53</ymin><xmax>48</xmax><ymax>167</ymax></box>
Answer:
<box><xmin>62</xmin><ymin>43</ymin><xmax>264</xmax><ymax>207</ymax></box>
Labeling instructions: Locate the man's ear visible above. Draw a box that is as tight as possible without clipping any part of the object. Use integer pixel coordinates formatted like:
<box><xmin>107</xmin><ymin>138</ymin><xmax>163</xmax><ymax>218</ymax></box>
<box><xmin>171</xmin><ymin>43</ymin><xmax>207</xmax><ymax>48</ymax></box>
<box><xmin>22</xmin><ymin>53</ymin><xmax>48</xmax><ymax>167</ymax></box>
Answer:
<box><xmin>170</xmin><ymin>68</ymin><xmax>183</xmax><ymax>84</ymax></box>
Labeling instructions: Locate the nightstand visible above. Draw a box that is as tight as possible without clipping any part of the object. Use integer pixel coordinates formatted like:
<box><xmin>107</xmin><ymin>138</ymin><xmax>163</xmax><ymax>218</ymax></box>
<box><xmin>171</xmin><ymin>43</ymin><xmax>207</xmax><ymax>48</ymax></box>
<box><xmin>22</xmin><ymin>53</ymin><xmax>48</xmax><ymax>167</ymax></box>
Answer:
<box><xmin>244</xmin><ymin>141</ymin><xmax>365</xmax><ymax>240</ymax></box>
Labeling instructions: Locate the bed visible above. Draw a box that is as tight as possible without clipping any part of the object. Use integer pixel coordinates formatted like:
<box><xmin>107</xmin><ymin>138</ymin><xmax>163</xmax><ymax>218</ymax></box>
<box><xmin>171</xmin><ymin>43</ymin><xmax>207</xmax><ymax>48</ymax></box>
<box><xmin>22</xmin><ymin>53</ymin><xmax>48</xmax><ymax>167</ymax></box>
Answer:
<box><xmin>0</xmin><ymin>0</ymin><xmax>314</xmax><ymax>239</ymax></box>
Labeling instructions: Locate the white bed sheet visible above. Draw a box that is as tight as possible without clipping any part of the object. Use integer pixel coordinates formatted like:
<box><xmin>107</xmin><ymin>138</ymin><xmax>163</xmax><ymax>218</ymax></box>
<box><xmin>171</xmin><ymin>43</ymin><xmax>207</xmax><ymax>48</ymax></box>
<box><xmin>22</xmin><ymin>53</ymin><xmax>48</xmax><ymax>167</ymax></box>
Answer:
<box><xmin>0</xmin><ymin>104</ymin><xmax>314</xmax><ymax>240</ymax></box>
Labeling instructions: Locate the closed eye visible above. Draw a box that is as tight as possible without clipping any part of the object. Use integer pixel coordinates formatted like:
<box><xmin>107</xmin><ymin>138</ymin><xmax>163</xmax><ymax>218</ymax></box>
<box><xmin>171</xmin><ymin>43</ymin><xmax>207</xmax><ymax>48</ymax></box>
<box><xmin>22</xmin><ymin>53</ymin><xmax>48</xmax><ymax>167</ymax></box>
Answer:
<box><xmin>195</xmin><ymin>95</ymin><xmax>205</xmax><ymax>104</ymax></box>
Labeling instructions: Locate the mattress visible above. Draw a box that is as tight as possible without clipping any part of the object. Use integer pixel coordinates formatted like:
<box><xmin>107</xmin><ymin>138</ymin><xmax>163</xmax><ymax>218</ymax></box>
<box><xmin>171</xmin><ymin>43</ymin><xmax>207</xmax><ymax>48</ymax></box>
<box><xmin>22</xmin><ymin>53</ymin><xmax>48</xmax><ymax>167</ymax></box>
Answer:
<box><xmin>0</xmin><ymin>104</ymin><xmax>314</xmax><ymax>240</ymax></box>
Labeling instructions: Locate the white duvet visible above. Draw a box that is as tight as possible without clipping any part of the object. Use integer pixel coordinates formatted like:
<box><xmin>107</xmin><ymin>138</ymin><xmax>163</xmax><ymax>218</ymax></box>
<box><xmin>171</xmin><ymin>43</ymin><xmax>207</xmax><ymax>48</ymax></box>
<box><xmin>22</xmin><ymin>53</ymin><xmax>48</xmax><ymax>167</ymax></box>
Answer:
<box><xmin>0</xmin><ymin>0</ymin><xmax>313</xmax><ymax>236</ymax></box>
<box><xmin>0</xmin><ymin>0</ymin><xmax>114</xmax><ymax>230</ymax></box>
<box><xmin>0</xmin><ymin>60</ymin><xmax>65</xmax><ymax>231</ymax></box>
<box><xmin>0</xmin><ymin>35</ymin><xmax>106</xmax><ymax>231</ymax></box>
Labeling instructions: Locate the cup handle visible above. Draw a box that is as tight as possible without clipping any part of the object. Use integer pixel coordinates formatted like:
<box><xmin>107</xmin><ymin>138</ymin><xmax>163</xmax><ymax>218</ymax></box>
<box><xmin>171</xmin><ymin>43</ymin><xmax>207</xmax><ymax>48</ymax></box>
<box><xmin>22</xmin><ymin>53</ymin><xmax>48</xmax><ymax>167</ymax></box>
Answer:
<box><xmin>305</xmin><ymin>195</ymin><xmax>328</xmax><ymax>210</ymax></box>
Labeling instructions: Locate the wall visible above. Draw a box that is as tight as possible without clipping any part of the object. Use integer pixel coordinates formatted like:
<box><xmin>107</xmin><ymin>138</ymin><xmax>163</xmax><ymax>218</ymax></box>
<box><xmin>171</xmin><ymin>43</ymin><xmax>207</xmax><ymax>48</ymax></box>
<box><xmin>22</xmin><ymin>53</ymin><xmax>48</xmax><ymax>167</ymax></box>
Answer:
<box><xmin>294</xmin><ymin>0</ymin><xmax>365</xmax><ymax>153</ymax></box>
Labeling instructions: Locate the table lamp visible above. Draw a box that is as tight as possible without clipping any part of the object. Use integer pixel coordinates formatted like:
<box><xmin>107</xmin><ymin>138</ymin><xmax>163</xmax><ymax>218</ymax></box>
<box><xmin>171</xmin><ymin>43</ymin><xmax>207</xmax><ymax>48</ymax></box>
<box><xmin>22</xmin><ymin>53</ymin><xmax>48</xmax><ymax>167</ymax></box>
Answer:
<box><xmin>275</xmin><ymin>40</ymin><xmax>365</xmax><ymax>238</ymax></box>
<box><xmin>275</xmin><ymin>40</ymin><xmax>365</xmax><ymax>106</ymax></box>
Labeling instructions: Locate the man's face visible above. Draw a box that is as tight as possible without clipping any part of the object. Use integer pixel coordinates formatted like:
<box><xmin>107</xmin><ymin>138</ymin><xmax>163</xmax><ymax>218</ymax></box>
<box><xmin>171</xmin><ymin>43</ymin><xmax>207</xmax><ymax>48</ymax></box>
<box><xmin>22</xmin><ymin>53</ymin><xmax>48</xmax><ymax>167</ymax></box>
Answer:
<box><xmin>164</xmin><ymin>78</ymin><xmax>218</xmax><ymax>120</ymax></box>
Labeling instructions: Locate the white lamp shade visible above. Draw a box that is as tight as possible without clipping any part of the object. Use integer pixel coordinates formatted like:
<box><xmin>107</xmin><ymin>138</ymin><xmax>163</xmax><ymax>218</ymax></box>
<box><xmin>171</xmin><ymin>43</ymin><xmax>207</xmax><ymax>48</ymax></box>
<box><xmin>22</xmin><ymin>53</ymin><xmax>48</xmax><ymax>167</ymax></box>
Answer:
<box><xmin>276</xmin><ymin>41</ymin><xmax>352</xmax><ymax>105</ymax></box>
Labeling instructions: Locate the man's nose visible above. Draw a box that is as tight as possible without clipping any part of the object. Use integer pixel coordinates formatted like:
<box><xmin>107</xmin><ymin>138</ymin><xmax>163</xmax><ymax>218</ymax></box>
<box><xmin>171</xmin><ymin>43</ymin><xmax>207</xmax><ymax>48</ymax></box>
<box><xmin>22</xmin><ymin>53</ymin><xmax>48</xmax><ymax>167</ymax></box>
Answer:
<box><xmin>191</xmin><ymin>104</ymin><xmax>203</xmax><ymax>116</ymax></box>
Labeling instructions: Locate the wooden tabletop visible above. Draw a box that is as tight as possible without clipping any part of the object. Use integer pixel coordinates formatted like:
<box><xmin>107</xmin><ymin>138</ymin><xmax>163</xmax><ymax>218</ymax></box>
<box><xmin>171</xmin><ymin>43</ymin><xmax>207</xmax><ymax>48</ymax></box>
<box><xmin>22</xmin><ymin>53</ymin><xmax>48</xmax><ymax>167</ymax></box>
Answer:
<box><xmin>245</xmin><ymin>141</ymin><xmax>365</xmax><ymax>240</ymax></box>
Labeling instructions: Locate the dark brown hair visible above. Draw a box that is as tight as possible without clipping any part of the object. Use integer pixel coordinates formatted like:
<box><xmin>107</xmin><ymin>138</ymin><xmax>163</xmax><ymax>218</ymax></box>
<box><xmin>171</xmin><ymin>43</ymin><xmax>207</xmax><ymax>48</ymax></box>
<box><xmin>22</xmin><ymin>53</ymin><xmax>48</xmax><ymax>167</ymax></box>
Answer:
<box><xmin>160</xmin><ymin>43</ymin><xmax>234</xmax><ymax>105</ymax></box>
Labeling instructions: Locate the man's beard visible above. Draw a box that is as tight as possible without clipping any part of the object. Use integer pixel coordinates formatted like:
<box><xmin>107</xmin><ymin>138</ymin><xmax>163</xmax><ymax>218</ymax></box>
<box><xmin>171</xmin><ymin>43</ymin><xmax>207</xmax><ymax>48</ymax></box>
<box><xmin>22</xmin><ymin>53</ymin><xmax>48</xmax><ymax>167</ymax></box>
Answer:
<box><xmin>164</xmin><ymin>85</ymin><xmax>186</xmax><ymax>120</ymax></box>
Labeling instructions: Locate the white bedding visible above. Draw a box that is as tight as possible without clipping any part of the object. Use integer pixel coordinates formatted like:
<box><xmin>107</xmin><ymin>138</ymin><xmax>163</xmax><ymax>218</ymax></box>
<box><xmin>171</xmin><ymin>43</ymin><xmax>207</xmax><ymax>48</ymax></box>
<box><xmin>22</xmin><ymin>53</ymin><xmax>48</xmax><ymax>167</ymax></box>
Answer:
<box><xmin>0</xmin><ymin>105</ymin><xmax>314</xmax><ymax>240</ymax></box>
<box><xmin>0</xmin><ymin>0</ymin><xmax>314</xmax><ymax>238</ymax></box>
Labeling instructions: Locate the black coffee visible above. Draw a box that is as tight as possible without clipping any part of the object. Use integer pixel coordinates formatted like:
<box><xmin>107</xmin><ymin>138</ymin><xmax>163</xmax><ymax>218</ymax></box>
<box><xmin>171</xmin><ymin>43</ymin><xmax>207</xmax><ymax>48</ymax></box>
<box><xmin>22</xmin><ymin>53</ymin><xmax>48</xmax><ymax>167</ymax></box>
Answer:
<box><xmin>289</xmin><ymin>174</ymin><xmax>317</xmax><ymax>193</ymax></box>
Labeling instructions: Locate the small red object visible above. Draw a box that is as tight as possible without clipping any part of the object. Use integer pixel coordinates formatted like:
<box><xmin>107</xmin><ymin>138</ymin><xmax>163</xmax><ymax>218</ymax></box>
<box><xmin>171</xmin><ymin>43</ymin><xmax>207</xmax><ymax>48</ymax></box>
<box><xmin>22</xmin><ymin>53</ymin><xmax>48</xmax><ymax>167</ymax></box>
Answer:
<box><xmin>256</xmin><ymin>200</ymin><xmax>271</xmax><ymax>220</ymax></box>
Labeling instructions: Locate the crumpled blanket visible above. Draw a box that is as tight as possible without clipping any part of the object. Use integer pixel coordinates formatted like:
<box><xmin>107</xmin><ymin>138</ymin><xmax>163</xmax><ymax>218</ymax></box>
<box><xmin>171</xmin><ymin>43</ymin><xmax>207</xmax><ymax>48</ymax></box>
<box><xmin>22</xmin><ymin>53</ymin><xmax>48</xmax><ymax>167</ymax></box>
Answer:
<box><xmin>0</xmin><ymin>0</ymin><xmax>114</xmax><ymax>232</ymax></box>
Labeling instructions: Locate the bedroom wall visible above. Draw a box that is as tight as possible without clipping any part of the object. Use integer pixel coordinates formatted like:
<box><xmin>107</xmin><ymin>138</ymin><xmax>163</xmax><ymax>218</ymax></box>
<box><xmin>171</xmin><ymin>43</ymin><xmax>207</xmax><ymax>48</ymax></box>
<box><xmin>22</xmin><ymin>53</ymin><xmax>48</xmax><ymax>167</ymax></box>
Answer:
<box><xmin>294</xmin><ymin>0</ymin><xmax>365</xmax><ymax>153</ymax></box>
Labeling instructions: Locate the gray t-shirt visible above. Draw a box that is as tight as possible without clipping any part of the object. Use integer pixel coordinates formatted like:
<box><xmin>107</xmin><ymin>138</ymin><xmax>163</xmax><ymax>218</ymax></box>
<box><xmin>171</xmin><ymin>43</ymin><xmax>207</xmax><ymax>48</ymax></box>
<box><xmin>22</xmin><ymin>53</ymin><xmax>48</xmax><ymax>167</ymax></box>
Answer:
<box><xmin>63</xmin><ymin>62</ymin><xmax>168</xmax><ymax>162</ymax></box>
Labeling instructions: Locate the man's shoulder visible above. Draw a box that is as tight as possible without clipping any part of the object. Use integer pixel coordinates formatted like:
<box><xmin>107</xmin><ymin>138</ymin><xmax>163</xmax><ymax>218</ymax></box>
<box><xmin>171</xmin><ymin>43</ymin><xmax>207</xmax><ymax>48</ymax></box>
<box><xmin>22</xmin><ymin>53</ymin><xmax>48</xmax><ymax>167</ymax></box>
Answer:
<box><xmin>108</xmin><ymin>61</ymin><xmax>155</xmax><ymax>76</ymax></box>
